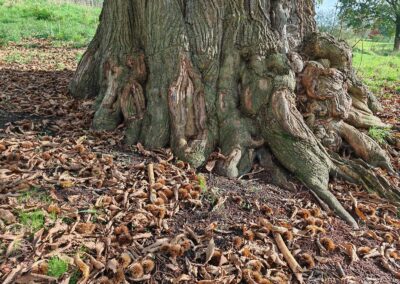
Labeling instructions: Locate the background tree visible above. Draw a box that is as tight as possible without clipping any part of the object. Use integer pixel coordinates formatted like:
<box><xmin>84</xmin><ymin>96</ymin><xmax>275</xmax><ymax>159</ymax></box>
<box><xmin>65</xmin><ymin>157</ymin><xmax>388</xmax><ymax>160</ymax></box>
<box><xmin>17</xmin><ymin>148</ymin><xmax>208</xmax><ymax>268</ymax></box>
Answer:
<box><xmin>338</xmin><ymin>0</ymin><xmax>400</xmax><ymax>50</ymax></box>
<box><xmin>71</xmin><ymin>0</ymin><xmax>400</xmax><ymax>228</ymax></box>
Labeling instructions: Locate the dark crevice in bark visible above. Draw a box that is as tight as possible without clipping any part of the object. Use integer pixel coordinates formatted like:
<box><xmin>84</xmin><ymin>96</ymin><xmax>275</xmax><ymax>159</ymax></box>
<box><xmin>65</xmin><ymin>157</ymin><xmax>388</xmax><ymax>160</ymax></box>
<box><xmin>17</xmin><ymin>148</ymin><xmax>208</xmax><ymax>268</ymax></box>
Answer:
<box><xmin>70</xmin><ymin>0</ymin><xmax>399</xmax><ymax>228</ymax></box>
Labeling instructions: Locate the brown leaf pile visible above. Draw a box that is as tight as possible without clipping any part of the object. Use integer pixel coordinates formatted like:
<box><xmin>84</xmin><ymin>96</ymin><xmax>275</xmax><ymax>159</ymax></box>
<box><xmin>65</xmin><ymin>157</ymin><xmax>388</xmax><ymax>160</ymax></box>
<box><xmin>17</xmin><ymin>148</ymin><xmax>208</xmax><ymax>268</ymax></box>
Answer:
<box><xmin>1</xmin><ymin>40</ymin><xmax>400</xmax><ymax>284</ymax></box>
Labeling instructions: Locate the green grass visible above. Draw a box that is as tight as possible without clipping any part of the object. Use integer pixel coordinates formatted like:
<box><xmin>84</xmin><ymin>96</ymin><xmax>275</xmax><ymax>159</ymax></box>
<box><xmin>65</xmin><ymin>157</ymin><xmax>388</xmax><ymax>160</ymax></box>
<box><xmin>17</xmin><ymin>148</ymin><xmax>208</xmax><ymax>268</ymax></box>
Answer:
<box><xmin>68</xmin><ymin>270</ymin><xmax>81</xmax><ymax>284</ymax></box>
<box><xmin>4</xmin><ymin>51</ymin><xmax>33</xmax><ymax>64</ymax></box>
<box><xmin>18</xmin><ymin>187</ymin><xmax>52</xmax><ymax>204</ymax></box>
<box><xmin>48</xmin><ymin>257</ymin><xmax>69</xmax><ymax>278</ymax></box>
<box><xmin>351</xmin><ymin>40</ymin><xmax>400</xmax><ymax>95</ymax></box>
<box><xmin>368</xmin><ymin>126</ymin><xmax>391</xmax><ymax>144</ymax></box>
<box><xmin>0</xmin><ymin>0</ymin><xmax>100</xmax><ymax>47</ymax></box>
<box><xmin>19</xmin><ymin>210</ymin><xmax>45</xmax><ymax>231</ymax></box>
<box><xmin>197</xmin><ymin>174</ymin><xmax>207</xmax><ymax>193</ymax></box>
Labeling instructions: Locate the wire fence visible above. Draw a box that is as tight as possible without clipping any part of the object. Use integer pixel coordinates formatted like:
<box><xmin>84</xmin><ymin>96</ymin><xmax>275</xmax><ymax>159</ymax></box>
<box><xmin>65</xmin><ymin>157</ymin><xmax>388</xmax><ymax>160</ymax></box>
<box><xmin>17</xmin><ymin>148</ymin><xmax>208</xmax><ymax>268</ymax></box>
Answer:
<box><xmin>49</xmin><ymin>0</ymin><xmax>103</xmax><ymax>7</ymax></box>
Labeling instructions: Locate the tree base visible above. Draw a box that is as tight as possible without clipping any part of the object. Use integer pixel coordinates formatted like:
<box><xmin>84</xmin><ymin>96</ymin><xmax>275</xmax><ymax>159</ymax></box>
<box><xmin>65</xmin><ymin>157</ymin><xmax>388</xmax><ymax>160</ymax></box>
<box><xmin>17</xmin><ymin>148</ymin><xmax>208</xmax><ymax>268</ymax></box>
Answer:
<box><xmin>70</xmin><ymin>1</ymin><xmax>399</xmax><ymax>227</ymax></box>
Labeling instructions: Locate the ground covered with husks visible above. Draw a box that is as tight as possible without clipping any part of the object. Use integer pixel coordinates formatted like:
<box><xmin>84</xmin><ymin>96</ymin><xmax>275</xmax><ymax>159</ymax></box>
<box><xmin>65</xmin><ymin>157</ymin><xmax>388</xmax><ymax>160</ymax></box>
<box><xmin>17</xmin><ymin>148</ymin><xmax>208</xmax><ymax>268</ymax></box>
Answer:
<box><xmin>0</xmin><ymin>41</ymin><xmax>400</xmax><ymax>284</ymax></box>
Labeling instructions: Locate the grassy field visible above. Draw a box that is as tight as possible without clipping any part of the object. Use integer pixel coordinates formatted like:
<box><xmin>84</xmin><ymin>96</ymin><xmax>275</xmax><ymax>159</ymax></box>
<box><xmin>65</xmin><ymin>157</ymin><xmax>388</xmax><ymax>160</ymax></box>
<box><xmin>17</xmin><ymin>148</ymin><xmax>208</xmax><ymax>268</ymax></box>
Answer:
<box><xmin>0</xmin><ymin>0</ymin><xmax>100</xmax><ymax>47</ymax></box>
<box><xmin>351</xmin><ymin>40</ymin><xmax>400</xmax><ymax>95</ymax></box>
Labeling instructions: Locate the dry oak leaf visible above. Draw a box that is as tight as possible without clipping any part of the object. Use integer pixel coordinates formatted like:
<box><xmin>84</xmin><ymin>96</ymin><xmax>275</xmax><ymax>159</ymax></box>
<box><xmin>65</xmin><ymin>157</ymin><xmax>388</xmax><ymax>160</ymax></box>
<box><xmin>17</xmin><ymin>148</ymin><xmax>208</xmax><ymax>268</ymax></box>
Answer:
<box><xmin>0</xmin><ymin>209</ymin><xmax>16</xmax><ymax>224</ymax></box>
<box><xmin>76</xmin><ymin>222</ymin><xmax>96</xmax><ymax>234</ymax></box>
<box><xmin>205</xmin><ymin>238</ymin><xmax>216</xmax><ymax>264</ymax></box>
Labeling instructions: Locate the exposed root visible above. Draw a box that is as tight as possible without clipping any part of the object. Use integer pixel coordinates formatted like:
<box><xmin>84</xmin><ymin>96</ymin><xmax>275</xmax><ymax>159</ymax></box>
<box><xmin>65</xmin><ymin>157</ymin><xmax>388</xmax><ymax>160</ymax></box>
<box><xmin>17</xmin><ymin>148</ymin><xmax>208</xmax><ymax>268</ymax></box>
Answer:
<box><xmin>332</xmin><ymin>154</ymin><xmax>400</xmax><ymax>204</ymax></box>
<box><xmin>260</xmin><ymin>88</ymin><xmax>359</xmax><ymax>228</ymax></box>
<box><xmin>334</xmin><ymin>121</ymin><xmax>394</xmax><ymax>173</ymax></box>
<box><xmin>308</xmin><ymin>179</ymin><xmax>359</xmax><ymax>229</ymax></box>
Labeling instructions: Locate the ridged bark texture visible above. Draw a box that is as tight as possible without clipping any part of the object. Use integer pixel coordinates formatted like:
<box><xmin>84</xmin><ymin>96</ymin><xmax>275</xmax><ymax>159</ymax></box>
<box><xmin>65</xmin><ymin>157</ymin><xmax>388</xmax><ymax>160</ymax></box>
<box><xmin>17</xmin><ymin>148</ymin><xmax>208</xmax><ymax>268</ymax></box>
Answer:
<box><xmin>70</xmin><ymin>0</ymin><xmax>399</xmax><ymax>227</ymax></box>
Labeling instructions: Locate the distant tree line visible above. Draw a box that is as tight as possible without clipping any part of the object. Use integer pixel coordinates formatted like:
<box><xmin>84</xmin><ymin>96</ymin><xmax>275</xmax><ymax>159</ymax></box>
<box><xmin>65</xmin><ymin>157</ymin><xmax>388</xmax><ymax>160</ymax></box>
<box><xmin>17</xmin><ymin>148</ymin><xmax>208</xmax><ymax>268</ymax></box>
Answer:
<box><xmin>317</xmin><ymin>0</ymin><xmax>400</xmax><ymax>51</ymax></box>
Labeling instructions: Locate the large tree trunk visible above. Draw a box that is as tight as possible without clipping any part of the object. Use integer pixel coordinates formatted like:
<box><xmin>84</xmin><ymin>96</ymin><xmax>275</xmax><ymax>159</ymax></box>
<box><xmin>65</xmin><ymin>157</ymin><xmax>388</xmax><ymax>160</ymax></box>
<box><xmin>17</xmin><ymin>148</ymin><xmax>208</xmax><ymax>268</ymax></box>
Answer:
<box><xmin>70</xmin><ymin>0</ymin><xmax>399</xmax><ymax>228</ymax></box>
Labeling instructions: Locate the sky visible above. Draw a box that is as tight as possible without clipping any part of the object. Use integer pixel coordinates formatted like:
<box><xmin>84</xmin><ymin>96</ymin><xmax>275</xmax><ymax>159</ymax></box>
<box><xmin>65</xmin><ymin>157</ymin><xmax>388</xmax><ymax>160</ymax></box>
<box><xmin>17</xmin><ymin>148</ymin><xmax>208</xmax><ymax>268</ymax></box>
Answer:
<box><xmin>318</xmin><ymin>0</ymin><xmax>338</xmax><ymax>11</ymax></box>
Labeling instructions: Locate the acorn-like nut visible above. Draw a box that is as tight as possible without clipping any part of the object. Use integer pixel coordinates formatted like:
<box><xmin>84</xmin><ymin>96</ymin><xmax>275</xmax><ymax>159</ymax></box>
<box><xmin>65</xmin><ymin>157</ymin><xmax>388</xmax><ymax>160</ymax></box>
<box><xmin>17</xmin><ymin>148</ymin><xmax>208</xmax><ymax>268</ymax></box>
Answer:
<box><xmin>152</xmin><ymin>182</ymin><xmax>163</xmax><ymax>190</ymax></box>
<box><xmin>310</xmin><ymin>207</ymin><xmax>322</xmax><ymax>218</ymax></box>
<box><xmin>260</xmin><ymin>204</ymin><xmax>273</xmax><ymax>215</ymax></box>
<box><xmin>114</xmin><ymin>225</ymin><xmax>128</xmax><ymax>235</ymax></box>
<box><xmin>298</xmin><ymin>253</ymin><xmax>315</xmax><ymax>269</ymax></box>
<box><xmin>130</xmin><ymin>262</ymin><xmax>144</xmax><ymax>279</ymax></box>
<box><xmin>247</xmin><ymin>260</ymin><xmax>262</xmax><ymax>272</ymax></box>
<box><xmin>193</xmin><ymin>185</ymin><xmax>202</xmax><ymax>192</ymax></box>
<box><xmin>145</xmin><ymin>204</ymin><xmax>158</xmax><ymax>213</ymax></box>
<box><xmin>42</xmin><ymin>151</ymin><xmax>51</xmax><ymax>160</ymax></box>
<box><xmin>161</xmin><ymin>244</ymin><xmax>170</xmax><ymax>252</ymax></box>
<box><xmin>180</xmin><ymin>239</ymin><xmax>191</xmax><ymax>252</ymax></box>
<box><xmin>369</xmin><ymin>215</ymin><xmax>380</xmax><ymax>223</ymax></box>
<box><xmin>156</xmin><ymin>178</ymin><xmax>166</xmax><ymax>185</ymax></box>
<box><xmin>283</xmin><ymin>230</ymin><xmax>293</xmax><ymax>242</ymax></box>
<box><xmin>47</xmin><ymin>204</ymin><xmax>61</xmax><ymax>215</ymax></box>
<box><xmin>38</xmin><ymin>262</ymin><xmax>49</xmax><ymax>275</ymax></box>
<box><xmin>258</xmin><ymin>218</ymin><xmax>272</xmax><ymax>231</ymax></box>
<box><xmin>184</xmin><ymin>184</ymin><xmax>193</xmax><ymax>190</ymax></box>
<box><xmin>155</xmin><ymin>164</ymin><xmax>165</xmax><ymax>172</ymax></box>
<box><xmin>233</xmin><ymin>236</ymin><xmax>243</xmax><ymax>249</ymax></box>
<box><xmin>164</xmin><ymin>244</ymin><xmax>182</xmax><ymax>258</ymax></box>
<box><xmin>320</xmin><ymin>237</ymin><xmax>336</xmax><ymax>252</ymax></box>
<box><xmin>298</xmin><ymin>209</ymin><xmax>311</xmax><ymax>219</ymax></box>
<box><xmin>178</xmin><ymin>187</ymin><xmax>189</xmax><ymax>199</ymax></box>
<box><xmin>190</xmin><ymin>190</ymin><xmax>200</xmax><ymax>199</ymax></box>
<box><xmin>172</xmin><ymin>244</ymin><xmax>183</xmax><ymax>257</ymax></box>
<box><xmin>163</xmin><ymin>188</ymin><xmax>174</xmax><ymax>199</ymax></box>
<box><xmin>384</xmin><ymin>233</ymin><xmax>394</xmax><ymax>243</ymax></box>
<box><xmin>154</xmin><ymin>197</ymin><xmax>165</xmax><ymax>206</ymax></box>
<box><xmin>241</xmin><ymin>246</ymin><xmax>251</xmax><ymax>257</ymax></box>
<box><xmin>120</xmin><ymin>252</ymin><xmax>131</xmax><ymax>268</ymax></box>
<box><xmin>157</xmin><ymin>191</ymin><xmax>169</xmax><ymax>203</ymax></box>
<box><xmin>306</xmin><ymin>217</ymin><xmax>316</xmax><ymax>225</ymax></box>
<box><xmin>141</xmin><ymin>259</ymin><xmax>155</xmax><ymax>273</ymax></box>
<box><xmin>358</xmin><ymin>246</ymin><xmax>371</xmax><ymax>255</ymax></box>
<box><xmin>273</xmin><ymin>271</ymin><xmax>288</xmax><ymax>282</ymax></box>
<box><xmin>389</xmin><ymin>251</ymin><xmax>400</xmax><ymax>260</ymax></box>
<box><xmin>158</xmin><ymin>207</ymin><xmax>166</xmax><ymax>219</ymax></box>
<box><xmin>314</xmin><ymin>218</ymin><xmax>324</xmax><ymax>227</ymax></box>
<box><xmin>176</xmin><ymin>161</ymin><xmax>185</xmax><ymax>168</ymax></box>
<box><xmin>252</xmin><ymin>271</ymin><xmax>262</xmax><ymax>282</ymax></box>
<box><xmin>244</xmin><ymin>230</ymin><xmax>255</xmax><ymax>241</ymax></box>
<box><xmin>242</xmin><ymin>269</ymin><xmax>252</xmax><ymax>282</ymax></box>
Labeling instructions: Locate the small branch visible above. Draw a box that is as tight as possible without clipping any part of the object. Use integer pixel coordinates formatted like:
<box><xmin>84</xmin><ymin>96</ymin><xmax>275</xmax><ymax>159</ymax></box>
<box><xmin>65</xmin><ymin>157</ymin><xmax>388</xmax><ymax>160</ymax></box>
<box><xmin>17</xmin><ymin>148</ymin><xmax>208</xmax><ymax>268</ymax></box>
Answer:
<box><xmin>147</xmin><ymin>163</ymin><xmax>155</xmax><ymax>185</ymax></box>
<box><xmin>336</xmin><ymin>262</ymin><xmax>346</xmax><ymax>278</ymax></box>
<box><xmin>147</xmin><ymin>163</ymin><xmax>156</xmax><ymax>203</ymax></box>
<box><xmin>273</xmin><ymin>232</ymin><xmax>304</xmax><ymax>284</ymax></box>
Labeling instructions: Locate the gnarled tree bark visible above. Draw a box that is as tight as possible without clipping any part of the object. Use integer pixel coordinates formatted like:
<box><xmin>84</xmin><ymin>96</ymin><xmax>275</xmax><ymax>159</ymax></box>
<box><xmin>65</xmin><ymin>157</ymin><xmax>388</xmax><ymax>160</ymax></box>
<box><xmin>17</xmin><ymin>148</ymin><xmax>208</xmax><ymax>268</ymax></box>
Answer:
<box><xmin>70</xmin><ymin>0</ymin><xmax>399</xmax><ymax>228</ymax></box>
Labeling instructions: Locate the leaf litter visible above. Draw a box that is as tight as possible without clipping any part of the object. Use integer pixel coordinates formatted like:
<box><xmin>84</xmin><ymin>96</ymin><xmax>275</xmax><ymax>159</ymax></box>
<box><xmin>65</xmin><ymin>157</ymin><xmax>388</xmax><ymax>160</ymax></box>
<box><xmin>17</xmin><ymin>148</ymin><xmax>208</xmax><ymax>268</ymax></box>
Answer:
<box><xmin>0</xmin><ymin>40</ymin><xmax>399</xmax><ymax>283</ymax></box>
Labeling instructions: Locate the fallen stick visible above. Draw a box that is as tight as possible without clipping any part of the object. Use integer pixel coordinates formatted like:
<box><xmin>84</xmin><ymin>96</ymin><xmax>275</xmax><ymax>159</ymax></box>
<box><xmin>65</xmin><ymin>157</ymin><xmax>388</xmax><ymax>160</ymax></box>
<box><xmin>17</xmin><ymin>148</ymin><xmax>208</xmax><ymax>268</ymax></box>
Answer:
<box><xmin>147</xmin><ymin>163</ymin><xmax>155</xmax><ymax>185</ymax></box>
<box><xmin>273</xmin><ymin>232</ymin><xmax>304</xmax><ymax>283</ymax></box>
<box><xmin>2</xmin><ymin>265</ymin><xmax>22</xmax><ymax>284</ymax></box>
<box><xmin>147</xmin><ymin>163</ymin><xmax>156</xmax><ymax>203</ymax></box>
